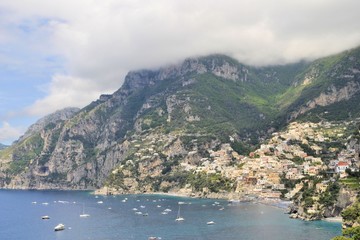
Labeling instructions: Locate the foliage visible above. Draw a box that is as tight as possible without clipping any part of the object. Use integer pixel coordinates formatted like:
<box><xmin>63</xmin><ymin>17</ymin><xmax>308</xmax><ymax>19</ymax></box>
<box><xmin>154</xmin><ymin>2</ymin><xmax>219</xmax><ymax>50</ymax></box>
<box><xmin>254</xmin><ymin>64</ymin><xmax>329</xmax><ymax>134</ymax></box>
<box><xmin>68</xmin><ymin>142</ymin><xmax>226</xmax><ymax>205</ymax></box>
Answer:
<box><xmin>333</xmin><ymin>199</ymin><xmax>360</xmax><ymax>239</ymax></box>
<box><xmin>343</xmin><ymin>227</ymin><xmax>360</xmax><ymax>240</ymax></box>
<box><xmin>319</xmin><ymin>182</ymin><xmax>340</xmax><ymax>207</ymax></box>
<box><xmin>340</xmin><ymin>177</ymin><xmax>360</xmax><ymax>190</ymax></box>
<box><xmin>341</xmin><ymin>201</ymin><xmax>360</xmax><ymax>223</ymax></box>
<box><xmin>106</xmin><ymin>170</ymin><xmax>126</xmax><ymax>190</ymax></box>
<box><xmin>8</xmin><ymin>133</ymin><xmax>44</xmax><ymax>174</ymax></box>
<box><xmin>46</xmin><ymin>172</ymin><xmax>67</xmax><ymax>183</ymax></box>
<box><xmin>230</xmin><ymin>140</ymin><xmax>252</xmax><ymax>155</ymax></box>
<box><xmin>186</xmin><ymin>172</ymin><xmax>234</xmax><ymax>193</ymax></box>
<box><xmin>333</xmin><ymin>227</ymin><xmax>360</xmax><ymax>240</ymax></box>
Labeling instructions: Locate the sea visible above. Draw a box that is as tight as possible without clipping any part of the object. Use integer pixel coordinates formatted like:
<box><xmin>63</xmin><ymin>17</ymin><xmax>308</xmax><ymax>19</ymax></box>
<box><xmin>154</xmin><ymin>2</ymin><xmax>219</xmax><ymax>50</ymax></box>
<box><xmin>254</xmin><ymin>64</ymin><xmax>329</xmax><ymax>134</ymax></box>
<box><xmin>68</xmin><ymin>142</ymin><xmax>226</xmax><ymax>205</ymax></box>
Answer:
<box><xmin>0</xmin><ymin>190</ymin><xmax>341</xmax><ymax>240</ymax></box>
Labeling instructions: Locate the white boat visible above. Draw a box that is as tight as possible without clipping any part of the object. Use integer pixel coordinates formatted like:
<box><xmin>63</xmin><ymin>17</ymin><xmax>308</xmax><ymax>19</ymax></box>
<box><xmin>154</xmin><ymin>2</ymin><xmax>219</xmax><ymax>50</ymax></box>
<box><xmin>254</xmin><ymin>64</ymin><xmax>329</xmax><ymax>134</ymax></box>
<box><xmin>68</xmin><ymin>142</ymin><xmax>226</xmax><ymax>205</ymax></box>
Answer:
<box><xmin>80</xmin><ymin>203</ymin><xmax>90</xmax><ymax>218</ymax></box>
<box><xmin>175</xmin><ymin>205</ymin><xmax>185</xmax><ymax>221</ymax></box>
<box><xmin>54</xmin><ymin>223</ymin><xmax>65</xmax><ymax>231</ymax></box>
<box><xmin>41</xmin><ymin>215</ymin><xmax>50</xmax><ymax>220</ymax></box>
<box><xmin>97</xmin><ymin>201</ymin><xmax>103</xmax><ymax>204</ymax></box>
<box><xmin>207</xmin><ymin>221</ymin><xmax>215</xmax><ymax>225</ymax></box>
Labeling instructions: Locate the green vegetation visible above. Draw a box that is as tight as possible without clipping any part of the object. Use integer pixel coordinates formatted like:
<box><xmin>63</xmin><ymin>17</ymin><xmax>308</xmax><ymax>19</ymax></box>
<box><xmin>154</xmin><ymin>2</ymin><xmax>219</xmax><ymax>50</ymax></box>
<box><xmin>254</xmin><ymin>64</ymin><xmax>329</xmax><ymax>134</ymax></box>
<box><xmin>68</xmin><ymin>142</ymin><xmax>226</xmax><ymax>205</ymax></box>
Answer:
<box><xmin>106</xmin><ymin>170</ymin><xmax>127</xmax><ymax>190</ymax></box>
<box><xmin>318</xmin><ymin>181</ymin><xmax>340</xmax><ymax>207</ymax></box>
<box><xmin>8</xmin><ymin>133</ymin><xmax>44</xmax><ymax>174</ymax></box>
<box><xmin>186</xmin><ymin>172</ymin><xmax>234</xmax><ymax>193</ymax></box>
<box><xmin>230</xmin><ymin>140</ymin><xmax>252</xmax><ymax>155</ymax></box>
<box><xmin>340</xmin><ymin>177</ymin><xmax>360</xmax><ymax>190</ymax></box>
<box><xmin>47</xmin><ymin>172</ymin><xmax>67</xmax><ymax>183</ymax></box>
<box><xmin>333</xmin><ymin>200</ymin><xmax>360</xmax><ymax>240</ymax></box>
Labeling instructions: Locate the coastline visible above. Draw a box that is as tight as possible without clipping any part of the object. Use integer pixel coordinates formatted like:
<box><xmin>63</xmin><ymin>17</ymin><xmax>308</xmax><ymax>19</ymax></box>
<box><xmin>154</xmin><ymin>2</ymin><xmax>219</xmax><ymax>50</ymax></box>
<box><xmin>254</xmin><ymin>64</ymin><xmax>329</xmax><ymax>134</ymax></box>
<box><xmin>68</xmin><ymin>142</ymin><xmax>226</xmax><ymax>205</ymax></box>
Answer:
<box><xmin>323</xmin><ymin>217</ymin><xmax>343</xmax><ymax>223</ymax></box>
<box><xmin>94</xmin><ymin>187</ymin><xmax>292</xmax><ymax>210</ymax></box>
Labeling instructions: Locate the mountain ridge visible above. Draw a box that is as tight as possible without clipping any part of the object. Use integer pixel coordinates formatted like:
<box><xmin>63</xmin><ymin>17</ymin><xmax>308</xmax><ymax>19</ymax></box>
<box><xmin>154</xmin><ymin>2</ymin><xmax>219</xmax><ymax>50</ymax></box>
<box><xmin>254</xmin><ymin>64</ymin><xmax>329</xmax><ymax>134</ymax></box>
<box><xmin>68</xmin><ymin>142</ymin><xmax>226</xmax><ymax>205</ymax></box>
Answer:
<box><xmin>0</xmin><ymin>46</ymin><xmax>359</xmax><ymax>196</ymax></box>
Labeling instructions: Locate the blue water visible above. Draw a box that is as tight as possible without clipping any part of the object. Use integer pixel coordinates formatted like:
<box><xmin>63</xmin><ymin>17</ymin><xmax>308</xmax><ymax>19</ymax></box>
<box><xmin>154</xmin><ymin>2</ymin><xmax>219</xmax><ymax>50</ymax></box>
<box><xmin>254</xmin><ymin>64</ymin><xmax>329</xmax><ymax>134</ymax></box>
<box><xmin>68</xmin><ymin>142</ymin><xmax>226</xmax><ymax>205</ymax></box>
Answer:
<box><xmin>0</xmin><ymin>190</ymin><xmax>341</xmax><ymax>240</ymax></box>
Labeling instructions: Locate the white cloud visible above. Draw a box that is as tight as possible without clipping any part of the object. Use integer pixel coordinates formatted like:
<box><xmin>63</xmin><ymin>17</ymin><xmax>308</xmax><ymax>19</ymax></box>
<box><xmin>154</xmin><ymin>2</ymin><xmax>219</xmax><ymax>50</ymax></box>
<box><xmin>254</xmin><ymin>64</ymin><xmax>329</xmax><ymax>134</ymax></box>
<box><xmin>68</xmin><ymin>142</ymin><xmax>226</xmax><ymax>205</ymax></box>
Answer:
<box><xmin>25</xmin><ymin>74</ymin><xmax>114</xmax><ymax>116</ymax></box>
<box><xmin>1</xmin><ymin>0</ymin><xmax>360</xmax><ymax>118</ymax></box>
<box><xmin>0</xmin><ymin>122</ymin><xmax>25</xmax><ymax>145</ymax></box>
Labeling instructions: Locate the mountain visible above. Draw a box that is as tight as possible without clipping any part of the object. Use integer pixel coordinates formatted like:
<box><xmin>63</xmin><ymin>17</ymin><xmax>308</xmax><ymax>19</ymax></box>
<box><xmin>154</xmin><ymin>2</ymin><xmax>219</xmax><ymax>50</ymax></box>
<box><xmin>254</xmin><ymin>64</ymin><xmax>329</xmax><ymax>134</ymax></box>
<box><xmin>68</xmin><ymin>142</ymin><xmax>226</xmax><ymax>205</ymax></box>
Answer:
<box><xmin>0</xmin><ymin>46</ymin><xmax>359</xmax><ymax>193</ymax></box>
<box><xmin>16</xmin><ymin>107</ymin><xmax>80</xmax><ymax>143</ymax></box>
<box><xmin>0</xmin><ymin>144</ymin><xmax>8</xmax><ymax>150</ymax></box>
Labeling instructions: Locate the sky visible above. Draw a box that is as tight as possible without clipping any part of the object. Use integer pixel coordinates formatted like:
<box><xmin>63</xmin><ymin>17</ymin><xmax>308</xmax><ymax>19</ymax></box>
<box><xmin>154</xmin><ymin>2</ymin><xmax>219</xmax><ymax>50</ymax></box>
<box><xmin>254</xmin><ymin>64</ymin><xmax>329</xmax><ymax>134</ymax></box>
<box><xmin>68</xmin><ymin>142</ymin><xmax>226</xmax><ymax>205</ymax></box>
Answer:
<box><xmin>0</xmin><ymin>0</ymin><xmax>360</xmax><ymax>145</ymax></box>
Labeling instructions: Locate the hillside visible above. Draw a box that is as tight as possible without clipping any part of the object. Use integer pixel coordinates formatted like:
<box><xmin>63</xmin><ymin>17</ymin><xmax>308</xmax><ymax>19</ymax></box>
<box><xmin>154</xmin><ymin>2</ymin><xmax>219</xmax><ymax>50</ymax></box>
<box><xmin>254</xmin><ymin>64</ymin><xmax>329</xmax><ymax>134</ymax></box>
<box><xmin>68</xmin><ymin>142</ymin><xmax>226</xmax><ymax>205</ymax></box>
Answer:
<box><xmin>0</xmin><ymin>144</ymin><xmax>8</xmax><ymax>150</ymax></box>
<box><xmin>0</xmin><ymin>46</ymin><xmax>359</xmax><ymax>196</ymax></box>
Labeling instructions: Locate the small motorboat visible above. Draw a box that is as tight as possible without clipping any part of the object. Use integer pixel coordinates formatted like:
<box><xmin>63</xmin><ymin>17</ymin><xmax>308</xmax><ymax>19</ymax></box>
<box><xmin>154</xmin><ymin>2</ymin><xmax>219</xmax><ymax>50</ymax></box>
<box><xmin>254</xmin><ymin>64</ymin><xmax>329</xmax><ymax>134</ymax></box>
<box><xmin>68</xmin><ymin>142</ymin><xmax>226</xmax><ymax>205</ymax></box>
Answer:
<box><xmin>54</xmin><ymin>223</ymin><xmax>65</xmax><ymax>231</ymax></box>
<box><xmin>41</xmin><ymin>215</ymin><xmax>50</xmax><ymax>220</ymax></box>
<box><xmin>207</xmin><ymin>221</ymin><xmax>215</xmax><ymax>225</ymax></box>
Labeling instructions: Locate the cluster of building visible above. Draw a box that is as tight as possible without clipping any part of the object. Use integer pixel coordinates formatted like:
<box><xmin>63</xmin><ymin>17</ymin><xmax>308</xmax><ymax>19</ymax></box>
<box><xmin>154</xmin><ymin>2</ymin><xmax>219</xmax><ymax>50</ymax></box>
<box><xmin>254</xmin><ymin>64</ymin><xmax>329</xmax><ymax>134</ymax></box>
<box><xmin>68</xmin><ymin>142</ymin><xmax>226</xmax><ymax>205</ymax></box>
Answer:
<box><xmin>186</xmin><ymin>121</ymin><xmax>359</xmax><ymax>200</ymax></box>
<box><xmin>105</xmin><ymin>120</ymin><xmax>359</xmax><ymax>200</ymax></box>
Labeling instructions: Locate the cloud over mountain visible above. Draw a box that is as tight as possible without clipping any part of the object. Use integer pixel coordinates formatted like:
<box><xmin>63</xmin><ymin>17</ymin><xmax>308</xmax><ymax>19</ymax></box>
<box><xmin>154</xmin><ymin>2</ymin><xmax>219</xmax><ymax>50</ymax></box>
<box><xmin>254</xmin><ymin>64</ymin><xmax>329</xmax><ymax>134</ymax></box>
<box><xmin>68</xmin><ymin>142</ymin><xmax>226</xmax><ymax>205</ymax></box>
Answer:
<box><xmin>0</xmin><ymin>0</ymin><xmax>360</xmax><ymax>143</ymax></box>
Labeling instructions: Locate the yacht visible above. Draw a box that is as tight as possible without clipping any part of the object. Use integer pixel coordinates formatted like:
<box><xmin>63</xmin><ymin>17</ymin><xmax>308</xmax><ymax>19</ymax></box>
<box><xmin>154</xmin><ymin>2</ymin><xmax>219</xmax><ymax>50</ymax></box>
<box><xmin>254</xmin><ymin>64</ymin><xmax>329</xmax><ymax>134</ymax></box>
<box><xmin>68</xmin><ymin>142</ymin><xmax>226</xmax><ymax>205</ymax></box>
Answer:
<box><xmin>54</xmin><ymin>223</ymin><xmax>65</xmax><ymax>231</ymax></box>
<box><xmin>175</xmin><ymin>205</ymin><xmax>185</xmax><ymax>221</ymax></box>
<box><xmin>80</xmin><ymin>203</ymin><xmax>90</xmax><ymax>218</ymax></box>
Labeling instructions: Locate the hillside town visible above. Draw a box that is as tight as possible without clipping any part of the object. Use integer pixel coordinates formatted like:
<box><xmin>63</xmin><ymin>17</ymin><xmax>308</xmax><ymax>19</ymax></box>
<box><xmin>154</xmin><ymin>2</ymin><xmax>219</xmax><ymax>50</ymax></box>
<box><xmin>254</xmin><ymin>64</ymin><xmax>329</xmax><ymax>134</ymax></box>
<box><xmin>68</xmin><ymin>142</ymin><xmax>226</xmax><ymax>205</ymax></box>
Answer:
<box><xmin>182</xmin><ymin>121</ymin><xmax>359</xmax><ymax>203</ymax></box>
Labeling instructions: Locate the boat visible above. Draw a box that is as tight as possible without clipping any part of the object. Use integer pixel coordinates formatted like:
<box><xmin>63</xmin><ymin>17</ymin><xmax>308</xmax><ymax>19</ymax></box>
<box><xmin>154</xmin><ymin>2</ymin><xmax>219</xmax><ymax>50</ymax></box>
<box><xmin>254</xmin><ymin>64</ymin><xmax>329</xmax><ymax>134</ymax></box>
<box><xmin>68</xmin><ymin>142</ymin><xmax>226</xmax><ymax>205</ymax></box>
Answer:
<box><xmin>97</xmin><ymin>201</ymin><xmax>103</xmax><ymax>204</ymax></box>
<box><xmin>41</xmin><ymin>215</ymin><xmax>50</xmax><ymax>220</ymax></box>
<box><xmin>207</xmin><ymin>221</ymin><xmax>215</xmax><ymax>225</ymax></box>
<box><xmin>175</xmin><ymin>204</ymin><xmax>185</xmax><ymax>221</ymax></box>
<box><xmin>54</xmin><ymin>223</ymin><xmax>65</xmax><ymax>231</ymax></box>
<box><xmin>80</xmin><ymin>203</ymin><xmax>90</xmax><ymax>218</ymax></box>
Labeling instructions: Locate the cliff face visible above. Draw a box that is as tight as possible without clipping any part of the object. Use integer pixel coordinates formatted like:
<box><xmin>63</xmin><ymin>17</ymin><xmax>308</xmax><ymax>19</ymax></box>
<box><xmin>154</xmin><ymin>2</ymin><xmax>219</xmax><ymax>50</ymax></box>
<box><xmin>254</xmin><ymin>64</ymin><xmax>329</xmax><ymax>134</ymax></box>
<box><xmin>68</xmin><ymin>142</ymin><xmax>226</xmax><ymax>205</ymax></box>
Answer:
<box><xmin>1</xmin><ymin>47</ymin><xmax>360</xmax><ymax>196</ymax></box>
<box><xmin>290</xmin><ymin>81</ymin><xmax>360</xmax><ymax>120</ymax></box>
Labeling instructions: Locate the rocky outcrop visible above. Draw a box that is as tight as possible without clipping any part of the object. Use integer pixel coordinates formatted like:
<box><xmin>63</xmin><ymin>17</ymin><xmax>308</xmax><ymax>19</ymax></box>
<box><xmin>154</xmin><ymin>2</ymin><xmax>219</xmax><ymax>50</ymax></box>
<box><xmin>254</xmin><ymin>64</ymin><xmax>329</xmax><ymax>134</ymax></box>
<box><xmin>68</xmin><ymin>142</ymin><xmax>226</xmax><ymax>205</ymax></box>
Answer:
<box><xmin>288</xmin><ymin>188</ymin><xmax>357</xmax><ymax>221</ymax></box>
<box><xmin>290</xmin><ymin>81</ymin><xmax>360</xmax><ymax>120</ymax></box>
<box><xmin>17</xmin><ymin>107</ymin><xmax>79</xmax><ymax>142</ymax></box>
<box><xmin>323</xmin><ymin>188</ymin><xmax>357</xmax><ymax>218</ymax></box>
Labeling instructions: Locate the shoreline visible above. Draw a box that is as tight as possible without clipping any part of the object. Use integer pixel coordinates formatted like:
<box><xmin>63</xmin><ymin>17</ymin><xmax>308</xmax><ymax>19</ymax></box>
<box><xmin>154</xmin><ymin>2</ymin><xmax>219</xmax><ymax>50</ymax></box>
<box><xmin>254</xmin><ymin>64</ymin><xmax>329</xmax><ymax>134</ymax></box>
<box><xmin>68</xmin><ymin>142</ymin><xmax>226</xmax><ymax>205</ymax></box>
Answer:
<box><xmin>323</xmin><ymin>217</ymin><xmax>343</xmax><ymax>223</ymax></box>
<box><xmin>93</xmin><ymin>187</ymin><xmax>292</xmax><ymax>210</ymax></box>
<box><xmin>1</xmin><ymin>188</ymin><xmax>342</xmax><ymax>223</ymax></box>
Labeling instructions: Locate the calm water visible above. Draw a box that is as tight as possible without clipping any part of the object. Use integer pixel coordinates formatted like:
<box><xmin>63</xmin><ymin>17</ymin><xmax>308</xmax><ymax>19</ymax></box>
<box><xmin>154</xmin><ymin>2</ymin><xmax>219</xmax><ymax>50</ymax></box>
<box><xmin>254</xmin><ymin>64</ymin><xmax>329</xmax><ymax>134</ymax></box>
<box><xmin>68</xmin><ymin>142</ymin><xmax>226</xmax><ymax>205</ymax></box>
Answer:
<box><xmin>0</xmin><ymin>190</ymin><xmax>341</xmax><ymax>240</ymax></box>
